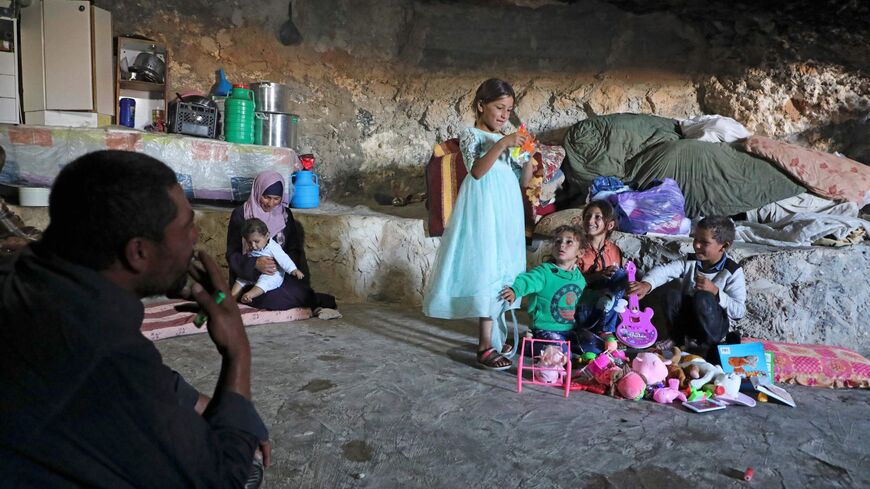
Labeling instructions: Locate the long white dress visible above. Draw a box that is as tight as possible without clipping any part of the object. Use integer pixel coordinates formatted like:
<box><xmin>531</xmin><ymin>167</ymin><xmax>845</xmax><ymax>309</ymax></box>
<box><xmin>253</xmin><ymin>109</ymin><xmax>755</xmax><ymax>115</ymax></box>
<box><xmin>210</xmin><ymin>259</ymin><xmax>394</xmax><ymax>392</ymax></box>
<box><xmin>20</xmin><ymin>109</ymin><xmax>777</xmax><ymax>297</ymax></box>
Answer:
<box><xmin>422</xmin><ymin>127</ymin><xmax>526</xmax><ymax>347</ymax></box>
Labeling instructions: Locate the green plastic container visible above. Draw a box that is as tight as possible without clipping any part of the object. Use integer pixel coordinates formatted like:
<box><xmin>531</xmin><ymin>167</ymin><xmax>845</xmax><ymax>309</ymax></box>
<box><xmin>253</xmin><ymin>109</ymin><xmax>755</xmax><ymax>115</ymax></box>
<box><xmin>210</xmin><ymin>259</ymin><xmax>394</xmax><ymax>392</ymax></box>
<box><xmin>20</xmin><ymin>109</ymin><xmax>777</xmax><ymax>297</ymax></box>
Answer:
<box><xmin>225</xmin><ymin>84</ymin><xmax>255</xmax><ymax>144</ymax></box>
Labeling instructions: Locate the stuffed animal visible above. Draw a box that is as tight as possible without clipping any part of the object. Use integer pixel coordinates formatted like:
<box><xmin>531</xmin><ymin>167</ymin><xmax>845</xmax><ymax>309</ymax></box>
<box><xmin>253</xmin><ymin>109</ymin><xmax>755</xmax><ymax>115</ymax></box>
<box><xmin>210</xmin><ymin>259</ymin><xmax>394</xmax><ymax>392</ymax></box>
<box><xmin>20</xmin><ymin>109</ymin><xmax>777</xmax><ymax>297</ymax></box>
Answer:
<box><xmin>534</xmin><ymin>345</ymin><xmax>567</xmax><ymax>384</ymax></box>
<box><xmin>653</xmin><ymin>378</ymin><xmax>688</xmax><ymax>404</ymax></box>
<box><xmin>679</xmin><ymin>355</ymin><xmax>724</xmax><ymax>391</ymax></box>
<box><xmin>711</xmin><ymin>371</ymin><xmax>758</xmax><ymax>407</ymax></box>
<box><xmin>616</xmin><ymin>352</ymin><xmax>671</xmax><ymax>400</ymax></box>
<box><xmin>712</xmin><ymin>372</ymin><xmax>742</xmax><ymax>398</ymax></box>
<box><xmin>655</xmin><ymin>346</ymin><xmax>688</xmax><ymax>387</ymax></box>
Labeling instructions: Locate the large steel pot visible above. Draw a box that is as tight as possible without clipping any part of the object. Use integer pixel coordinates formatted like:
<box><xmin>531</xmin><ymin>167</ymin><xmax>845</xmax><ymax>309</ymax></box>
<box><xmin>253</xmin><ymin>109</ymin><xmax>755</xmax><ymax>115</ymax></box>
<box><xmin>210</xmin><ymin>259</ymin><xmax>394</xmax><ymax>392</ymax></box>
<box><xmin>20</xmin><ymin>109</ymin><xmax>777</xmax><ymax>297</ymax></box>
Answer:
<box><xmin>254</xmin><ymin>112</ymin><xmax>298</xmax><ymax>149</ymax></box>
<box><xmin>250</xmin><ymin>82</ymin><xmax>292</xmax><ymax>113</ymax></box>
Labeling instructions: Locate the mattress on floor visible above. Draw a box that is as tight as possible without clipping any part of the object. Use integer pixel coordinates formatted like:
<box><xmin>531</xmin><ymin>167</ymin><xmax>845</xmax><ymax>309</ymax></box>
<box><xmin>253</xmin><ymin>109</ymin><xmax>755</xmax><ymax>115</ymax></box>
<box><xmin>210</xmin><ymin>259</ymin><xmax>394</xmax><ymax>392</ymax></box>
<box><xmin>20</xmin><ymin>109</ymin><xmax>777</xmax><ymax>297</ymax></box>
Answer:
<box><xmin>0</xmin><ymin>124</ymin><xmax>301</xmax><ymax>202</ymax></box>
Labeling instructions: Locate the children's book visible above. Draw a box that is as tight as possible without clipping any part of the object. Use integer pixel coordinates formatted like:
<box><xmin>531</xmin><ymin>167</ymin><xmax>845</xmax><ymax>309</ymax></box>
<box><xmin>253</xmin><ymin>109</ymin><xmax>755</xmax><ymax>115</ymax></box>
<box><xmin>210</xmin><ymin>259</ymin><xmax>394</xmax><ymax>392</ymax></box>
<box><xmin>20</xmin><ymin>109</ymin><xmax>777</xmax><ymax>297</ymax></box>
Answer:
<box><xmin>751</xmin><ymin>373</ymin><xmax>796</xmax><ymax>408</ymax></box>
<box><xmin>717</xmin><ymin>342</ymin><xmax>768</xmax><ymax>380</ymax></box>
<box><xmin>682</xmin><ymin>398</ymin><xmax>727</xmax><ymax>413</ymax></box>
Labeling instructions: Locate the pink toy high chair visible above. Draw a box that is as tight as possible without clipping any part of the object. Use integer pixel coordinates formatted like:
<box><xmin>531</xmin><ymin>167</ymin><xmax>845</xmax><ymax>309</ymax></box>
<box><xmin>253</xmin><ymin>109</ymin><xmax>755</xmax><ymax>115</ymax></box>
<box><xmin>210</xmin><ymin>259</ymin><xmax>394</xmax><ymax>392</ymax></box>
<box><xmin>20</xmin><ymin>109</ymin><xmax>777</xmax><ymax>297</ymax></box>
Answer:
<box><xmin>516</xmin><ymin>337</ymin><xmax>572</xmax><ymax>398</ymax></box>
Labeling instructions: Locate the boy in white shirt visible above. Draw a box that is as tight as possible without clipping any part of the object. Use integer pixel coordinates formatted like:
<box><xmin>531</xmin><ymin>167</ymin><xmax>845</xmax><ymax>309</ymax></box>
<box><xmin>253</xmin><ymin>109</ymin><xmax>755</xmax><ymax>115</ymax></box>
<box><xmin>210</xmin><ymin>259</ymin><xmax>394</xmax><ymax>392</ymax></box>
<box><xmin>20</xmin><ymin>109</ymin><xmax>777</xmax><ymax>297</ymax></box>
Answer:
<box><xmin>627</xmin><ymin>216</ymin><xmax>745</xmax><ymax>360</ymax></box>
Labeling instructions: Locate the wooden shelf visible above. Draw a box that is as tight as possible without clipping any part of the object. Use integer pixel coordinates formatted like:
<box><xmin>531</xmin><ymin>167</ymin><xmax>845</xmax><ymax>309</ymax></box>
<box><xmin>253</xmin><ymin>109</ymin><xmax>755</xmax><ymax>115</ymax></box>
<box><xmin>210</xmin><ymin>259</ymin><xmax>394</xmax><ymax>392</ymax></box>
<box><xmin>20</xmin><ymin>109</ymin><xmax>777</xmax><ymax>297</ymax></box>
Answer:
<box><xmin>119</xmin><ymin>79</ymin><xmax>165</xmax><ymax>92</ymax></box>
<box><xmin>115</xmin><ymin>36</ymin><xmax>169</xmax><ymax>129</ymax></box>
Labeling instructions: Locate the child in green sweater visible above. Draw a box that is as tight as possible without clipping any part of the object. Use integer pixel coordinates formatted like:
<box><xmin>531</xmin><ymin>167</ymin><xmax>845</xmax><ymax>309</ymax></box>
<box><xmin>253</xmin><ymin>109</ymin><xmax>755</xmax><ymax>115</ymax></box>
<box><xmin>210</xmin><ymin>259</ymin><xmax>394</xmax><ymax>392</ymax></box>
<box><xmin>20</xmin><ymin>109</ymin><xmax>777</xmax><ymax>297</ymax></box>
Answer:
<box><xmin>500</xmin><ymin>225</ymin><xmax>587</xmax><ymax>356</ymax></box>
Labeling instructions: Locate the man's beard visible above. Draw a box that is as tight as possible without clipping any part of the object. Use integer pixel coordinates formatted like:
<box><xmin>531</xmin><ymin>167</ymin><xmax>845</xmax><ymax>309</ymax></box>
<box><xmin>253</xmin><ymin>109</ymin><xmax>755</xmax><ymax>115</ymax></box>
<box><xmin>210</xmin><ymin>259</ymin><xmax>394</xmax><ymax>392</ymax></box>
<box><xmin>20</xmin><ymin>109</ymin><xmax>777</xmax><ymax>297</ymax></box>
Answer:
<box><xmin>138</xmin><ymin>268</ymin><xmax>189</xmax><ymax>298</ymax></box>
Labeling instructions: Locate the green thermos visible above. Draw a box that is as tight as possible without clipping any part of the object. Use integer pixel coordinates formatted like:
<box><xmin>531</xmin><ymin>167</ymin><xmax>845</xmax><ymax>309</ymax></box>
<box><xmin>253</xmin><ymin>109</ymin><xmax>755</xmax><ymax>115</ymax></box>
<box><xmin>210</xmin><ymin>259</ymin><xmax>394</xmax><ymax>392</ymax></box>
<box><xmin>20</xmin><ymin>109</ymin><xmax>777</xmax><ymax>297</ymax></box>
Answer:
<box><xmin>225</xmin><ymin>84</ymin><xmax>255</xmax><ymax>144</ymax></box>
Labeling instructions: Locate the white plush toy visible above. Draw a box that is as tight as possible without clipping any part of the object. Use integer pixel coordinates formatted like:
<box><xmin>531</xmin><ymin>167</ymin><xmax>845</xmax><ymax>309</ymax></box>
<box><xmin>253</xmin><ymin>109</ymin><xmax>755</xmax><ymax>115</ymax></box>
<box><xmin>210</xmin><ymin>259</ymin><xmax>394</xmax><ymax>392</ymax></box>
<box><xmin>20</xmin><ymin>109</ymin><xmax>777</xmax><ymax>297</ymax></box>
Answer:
<box><xmin>679</xmin><ymin>356</ymin><xmax>724</xmax><ymax>391</ymax></box>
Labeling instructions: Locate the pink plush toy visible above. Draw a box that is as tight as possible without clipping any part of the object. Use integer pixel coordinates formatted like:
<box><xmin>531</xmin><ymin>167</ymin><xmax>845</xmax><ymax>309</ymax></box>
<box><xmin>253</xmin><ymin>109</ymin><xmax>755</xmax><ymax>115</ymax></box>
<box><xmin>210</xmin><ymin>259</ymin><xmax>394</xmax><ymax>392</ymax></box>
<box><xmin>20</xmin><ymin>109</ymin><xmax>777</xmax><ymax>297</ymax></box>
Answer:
<box><xmin>534</xmin><ymin>345</ymin><xmax>568</xmax><ymax>384</ymax></box>
<box><xmin>653</xmin><ymin>378</ymin><xmax>687</xmax><ymax>404</ymax></box>
<box><xmin>617</xmin><ymin>352</ymin><xmax>671</xmax><ymax>400</ymax></box>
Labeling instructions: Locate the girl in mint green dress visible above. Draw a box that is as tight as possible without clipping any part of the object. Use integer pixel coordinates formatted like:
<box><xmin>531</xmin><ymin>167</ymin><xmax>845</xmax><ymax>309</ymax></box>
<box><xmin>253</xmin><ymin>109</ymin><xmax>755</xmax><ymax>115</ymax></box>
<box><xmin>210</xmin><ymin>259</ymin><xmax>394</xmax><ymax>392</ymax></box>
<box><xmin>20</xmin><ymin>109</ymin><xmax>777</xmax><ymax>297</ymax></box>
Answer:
<box><xmin>423</xmin><ymin>79</ymin><xmax>529</xmax><ymax>370</ymax></box>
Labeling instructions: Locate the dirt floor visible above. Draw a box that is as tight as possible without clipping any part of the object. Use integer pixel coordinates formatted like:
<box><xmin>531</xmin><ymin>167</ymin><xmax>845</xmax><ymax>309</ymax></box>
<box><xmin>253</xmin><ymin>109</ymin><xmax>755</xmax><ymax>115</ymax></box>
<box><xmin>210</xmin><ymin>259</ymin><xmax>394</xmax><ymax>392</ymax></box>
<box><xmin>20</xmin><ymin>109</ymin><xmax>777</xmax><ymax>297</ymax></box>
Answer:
<box><xmin>157</xmin><ymin>303</ymin><xmax>870</xmax><ymax>489</ymax></box>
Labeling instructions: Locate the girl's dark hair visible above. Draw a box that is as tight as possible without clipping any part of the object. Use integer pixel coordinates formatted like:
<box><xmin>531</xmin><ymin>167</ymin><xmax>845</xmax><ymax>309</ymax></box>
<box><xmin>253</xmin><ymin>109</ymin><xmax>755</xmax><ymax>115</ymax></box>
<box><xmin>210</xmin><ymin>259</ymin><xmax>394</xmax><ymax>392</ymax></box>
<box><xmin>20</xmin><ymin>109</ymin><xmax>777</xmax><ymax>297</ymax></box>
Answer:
<box><xmin>472</xmin><ymin>78</ymin><xmax>515</xmax><ymax>117</ymax></box>
<box><xmin>584</xmin><ymin>200</ymin><xmax>617</xmax><ymax>223</ymax></box>
<box><xmin>584</xmin><ymin>200</ymin><xmax>618</xmax><ymax>236</ymax></box>
<box><xmin>242</xmin><ymin>218</ymin><xmax>269</xmax><ymax>237</ymax></box>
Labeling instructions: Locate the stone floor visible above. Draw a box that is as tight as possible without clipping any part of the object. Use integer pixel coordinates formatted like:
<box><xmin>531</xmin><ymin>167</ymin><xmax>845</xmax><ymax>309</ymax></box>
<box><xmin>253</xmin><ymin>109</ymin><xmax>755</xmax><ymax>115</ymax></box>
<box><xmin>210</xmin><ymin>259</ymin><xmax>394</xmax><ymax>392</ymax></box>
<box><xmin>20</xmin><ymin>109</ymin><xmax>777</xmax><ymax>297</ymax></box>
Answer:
<box><xmin>158</xmin><ymin>303</ymin><xmax>870</xmax><ymax>489</ymax></box>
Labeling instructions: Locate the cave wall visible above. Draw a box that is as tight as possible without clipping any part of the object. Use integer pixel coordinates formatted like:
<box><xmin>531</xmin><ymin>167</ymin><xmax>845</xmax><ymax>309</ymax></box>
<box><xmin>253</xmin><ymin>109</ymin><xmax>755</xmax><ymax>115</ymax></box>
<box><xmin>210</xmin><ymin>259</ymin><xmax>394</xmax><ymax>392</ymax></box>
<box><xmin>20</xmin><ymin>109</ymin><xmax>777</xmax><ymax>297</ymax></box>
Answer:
<box><xmin>93</xmin><ymin>0</ymin><xmax>870</xmax><ymax>198</ymax></box>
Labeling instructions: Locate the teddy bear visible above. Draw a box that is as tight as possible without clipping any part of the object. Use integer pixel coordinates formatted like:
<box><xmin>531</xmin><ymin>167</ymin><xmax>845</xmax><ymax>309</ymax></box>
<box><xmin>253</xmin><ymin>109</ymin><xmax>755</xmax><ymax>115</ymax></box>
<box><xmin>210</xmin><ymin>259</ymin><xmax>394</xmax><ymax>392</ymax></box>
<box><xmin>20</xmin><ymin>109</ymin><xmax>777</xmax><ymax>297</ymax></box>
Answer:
<box><xmin>678</xmin><ymin>354</ymin><xmax>724</xmax><ymax>391</ymax></box>
<box><xmin>616</xmin><ymin>352</ymin><xmax>671</xmax><ymax>400</ymax></box>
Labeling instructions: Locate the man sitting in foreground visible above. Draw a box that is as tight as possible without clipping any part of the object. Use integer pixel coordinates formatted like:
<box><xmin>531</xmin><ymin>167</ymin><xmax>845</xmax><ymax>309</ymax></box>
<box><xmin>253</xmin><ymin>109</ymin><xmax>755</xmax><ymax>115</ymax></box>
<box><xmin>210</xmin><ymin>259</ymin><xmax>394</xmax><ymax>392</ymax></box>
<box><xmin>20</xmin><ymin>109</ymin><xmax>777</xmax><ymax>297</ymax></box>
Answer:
<box><xmin>0</xmin><ymin>150</ymin><xmax>269</xmax><ymax>488</ymax></box>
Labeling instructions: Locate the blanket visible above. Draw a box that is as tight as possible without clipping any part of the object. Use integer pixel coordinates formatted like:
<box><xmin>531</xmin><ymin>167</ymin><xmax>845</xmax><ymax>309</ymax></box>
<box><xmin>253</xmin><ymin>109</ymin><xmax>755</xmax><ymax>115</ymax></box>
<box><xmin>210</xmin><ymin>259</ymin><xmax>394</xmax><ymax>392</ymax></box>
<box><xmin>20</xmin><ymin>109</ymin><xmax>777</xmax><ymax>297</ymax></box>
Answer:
<box><xmin>562</xmin><ymin>113</ymin><xmax>681</xmax><ymax>188</ymax></box>
<box><xmin>626</xmin><ymin>140</ymin><xmax>805</xmax><ymax>217</ymax></box>
<box><xmin>141</xmin><ymin>300</ymin><xmax>311</xmax><ymax>341</ymax></box>
<box><xmin>735</xmin><ymin>211</ymin><xmax>870</xmax><ymax>247</ymax></box>
<box><xmin>561</xmin><ymin>114</ymin><xmax>805</xmax><ymax>216</ymax></box>
<box><xmin>740</xmin><ymin>135</ymin><xmax>870</xmax><ymax>206</ymax></box>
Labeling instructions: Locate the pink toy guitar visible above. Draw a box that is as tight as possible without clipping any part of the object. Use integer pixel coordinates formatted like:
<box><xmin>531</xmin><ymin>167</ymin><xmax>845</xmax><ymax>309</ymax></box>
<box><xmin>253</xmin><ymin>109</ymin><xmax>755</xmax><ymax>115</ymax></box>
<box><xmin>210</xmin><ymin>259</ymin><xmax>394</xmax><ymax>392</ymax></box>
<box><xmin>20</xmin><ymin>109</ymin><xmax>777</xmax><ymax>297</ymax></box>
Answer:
<box><xmin>616</xmin><ymin>261</ymin><xmax>658</xmax><ymax>349</ymax></box>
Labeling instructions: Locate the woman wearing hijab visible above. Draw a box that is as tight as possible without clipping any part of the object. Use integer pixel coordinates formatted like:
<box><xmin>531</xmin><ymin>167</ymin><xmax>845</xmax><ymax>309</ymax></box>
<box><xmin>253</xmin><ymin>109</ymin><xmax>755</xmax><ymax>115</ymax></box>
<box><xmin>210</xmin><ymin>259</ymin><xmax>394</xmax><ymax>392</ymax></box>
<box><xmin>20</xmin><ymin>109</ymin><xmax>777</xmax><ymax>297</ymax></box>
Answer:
<box><xmin>226</xmin><ymin>171</ymin><xmax>335</xmax><ymax>311</ymax></box>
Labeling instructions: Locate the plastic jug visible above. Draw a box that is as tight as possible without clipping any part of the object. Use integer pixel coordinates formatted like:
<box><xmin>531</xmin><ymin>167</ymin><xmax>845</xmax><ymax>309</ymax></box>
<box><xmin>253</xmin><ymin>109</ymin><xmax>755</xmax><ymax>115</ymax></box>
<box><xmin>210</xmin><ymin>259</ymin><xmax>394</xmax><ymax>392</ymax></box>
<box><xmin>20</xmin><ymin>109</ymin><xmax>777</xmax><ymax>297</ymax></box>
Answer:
<box><xmin>225</xmin><ymin>84</ymin><xmax>255</xmax><ymax>144</ymax></box>
<box><xmin>290</xmin><ymin>170</ymin><xmax>320</xmax><ymax>208</ymax></box>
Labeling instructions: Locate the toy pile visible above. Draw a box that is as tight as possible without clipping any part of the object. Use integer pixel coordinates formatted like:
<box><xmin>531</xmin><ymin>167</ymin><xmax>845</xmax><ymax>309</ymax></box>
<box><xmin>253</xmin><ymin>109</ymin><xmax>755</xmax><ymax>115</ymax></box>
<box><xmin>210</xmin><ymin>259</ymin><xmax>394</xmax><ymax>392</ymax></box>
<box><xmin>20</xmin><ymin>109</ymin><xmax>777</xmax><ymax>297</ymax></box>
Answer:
<box><xmin>568</xmin><ymin>339</ymin><xmax>770</xmax><ymax>411</ymax></box>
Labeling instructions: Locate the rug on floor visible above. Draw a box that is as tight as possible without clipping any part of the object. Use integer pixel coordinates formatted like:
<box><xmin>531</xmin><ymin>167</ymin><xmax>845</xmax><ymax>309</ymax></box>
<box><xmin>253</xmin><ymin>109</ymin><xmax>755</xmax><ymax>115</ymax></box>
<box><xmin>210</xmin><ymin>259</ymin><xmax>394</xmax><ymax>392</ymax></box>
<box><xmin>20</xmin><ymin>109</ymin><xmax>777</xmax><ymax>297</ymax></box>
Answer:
<box><xmin>142</xmin><ymin>299</ymin><xmax>312</xmax><ymax>341</ymax></box>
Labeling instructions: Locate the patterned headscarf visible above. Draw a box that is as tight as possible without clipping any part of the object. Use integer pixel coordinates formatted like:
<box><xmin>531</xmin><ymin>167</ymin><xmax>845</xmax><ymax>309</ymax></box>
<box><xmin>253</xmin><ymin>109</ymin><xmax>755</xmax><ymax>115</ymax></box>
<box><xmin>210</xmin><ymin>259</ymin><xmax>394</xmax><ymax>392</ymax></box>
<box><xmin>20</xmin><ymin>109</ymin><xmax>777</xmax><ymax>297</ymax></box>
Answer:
<box><xmin>243</xmin><ymin>171</ymin><xmax>287</xmax><ymax>236</ymax></box>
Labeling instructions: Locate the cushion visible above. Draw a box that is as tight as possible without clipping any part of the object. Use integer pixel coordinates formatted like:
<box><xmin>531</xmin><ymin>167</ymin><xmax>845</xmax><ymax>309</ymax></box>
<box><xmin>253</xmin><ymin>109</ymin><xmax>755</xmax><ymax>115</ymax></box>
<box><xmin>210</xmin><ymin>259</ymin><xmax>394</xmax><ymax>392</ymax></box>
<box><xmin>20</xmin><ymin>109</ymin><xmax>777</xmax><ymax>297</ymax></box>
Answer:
<box><xmin>743</xmin><ymin>337</ymin><xmax>870</xmax><ymax>388</ymax></box>
<box><xmin>533</xmin><ymin>208</ymin><xmax>585</xmax><ymax>238</ymax></box>
<box><xmin>142</xmin><ymin>300</ymin><xmax>312</xmax><ymax>341</ymax></box>
<box><xmin>741</xmin><ymin>135</ymin><xmax>870</xmax><ymax>205</ymax></box>
<box><xmin>425</xmin><ymin>139</ymin><xmax>467</xmax><ymax>237</ymax></box>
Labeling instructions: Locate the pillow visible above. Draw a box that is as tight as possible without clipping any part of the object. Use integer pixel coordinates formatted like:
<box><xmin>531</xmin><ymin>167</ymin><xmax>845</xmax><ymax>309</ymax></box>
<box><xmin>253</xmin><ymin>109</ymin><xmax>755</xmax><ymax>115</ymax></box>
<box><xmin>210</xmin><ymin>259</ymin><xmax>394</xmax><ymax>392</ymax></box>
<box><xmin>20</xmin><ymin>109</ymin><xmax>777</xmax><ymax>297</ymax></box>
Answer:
<box><xmin>424</xmin><ymin>139</ymin><xmax>467</xmax><ymax>237</ymax></box>
<box><xmin>741</xmin><ymin>135</ymin><xmax>870</xmax><ymax>205</ymax></box>
<box><xmin>533</xmin><ymin>208</ymin><xmax>585</xmax><ymax>238</ymax></box>
<box><xmin>743</xmin><ymin>338</ymin><xmax>870</xmax><ymax>388</ymax></box>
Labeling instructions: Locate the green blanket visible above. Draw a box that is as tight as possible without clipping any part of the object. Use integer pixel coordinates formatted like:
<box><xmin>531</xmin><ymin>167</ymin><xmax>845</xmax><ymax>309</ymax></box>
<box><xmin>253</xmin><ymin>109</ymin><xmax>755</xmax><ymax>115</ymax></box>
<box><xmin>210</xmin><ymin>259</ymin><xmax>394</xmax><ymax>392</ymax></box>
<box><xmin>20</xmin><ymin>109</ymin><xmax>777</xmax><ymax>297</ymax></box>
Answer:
<box><xmin>562</xmin><ymin>113</ymin><xmax>681</xmax><ymax>183</ymax></box>
<box><xmin>561</xmin><ymin>113</ymin><xmax>805</xmax><ymax>217</ymax></box>
<box><xmin>627</xmin><ymin>140</ymin><xmax>805</xmax><ymax>217</ymax></box>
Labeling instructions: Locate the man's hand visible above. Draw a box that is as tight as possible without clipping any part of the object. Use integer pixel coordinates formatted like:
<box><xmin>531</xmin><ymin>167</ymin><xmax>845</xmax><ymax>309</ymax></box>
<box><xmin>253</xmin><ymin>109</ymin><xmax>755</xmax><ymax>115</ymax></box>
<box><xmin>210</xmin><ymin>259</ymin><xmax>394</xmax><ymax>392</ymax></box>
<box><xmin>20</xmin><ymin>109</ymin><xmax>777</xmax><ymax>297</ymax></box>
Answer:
<box><xmin>626</xmin><ymin>281</ymin><xmax>652</xmax><ymax>299</ymax></box>
<box><xmin>499</xmin><ymin>286</ymin><xmax>516</xmax><ymax>303</ymax></box>
<box><xmin>255</xmin><ymin>256</ymin><xmax>277</xmax><ymax>275</ymax></box>
<box><xmin>694</xmin><ymin>273</ymin><xmax>719</xmax><ymax>295</ymax></box>
<box><xmin>188</xmin><ymin>251</ymin><xmax>252</xmax><ymax>399</ymax></box>
<box><xmin>259</xmin><ymin>440</ymin><xmax>272</xmax><ymax>467</ymax></box>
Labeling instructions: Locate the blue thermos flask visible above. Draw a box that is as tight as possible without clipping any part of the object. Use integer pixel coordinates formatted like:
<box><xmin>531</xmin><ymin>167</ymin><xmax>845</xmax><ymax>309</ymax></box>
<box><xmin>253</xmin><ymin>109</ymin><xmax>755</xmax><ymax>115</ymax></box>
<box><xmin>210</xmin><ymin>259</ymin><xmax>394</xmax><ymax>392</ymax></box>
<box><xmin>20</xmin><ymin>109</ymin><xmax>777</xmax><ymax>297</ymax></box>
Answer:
<box><xmin>119</xmin><ymin>98</ymin><xmax>136</xmax><ymax>128</ymax></box>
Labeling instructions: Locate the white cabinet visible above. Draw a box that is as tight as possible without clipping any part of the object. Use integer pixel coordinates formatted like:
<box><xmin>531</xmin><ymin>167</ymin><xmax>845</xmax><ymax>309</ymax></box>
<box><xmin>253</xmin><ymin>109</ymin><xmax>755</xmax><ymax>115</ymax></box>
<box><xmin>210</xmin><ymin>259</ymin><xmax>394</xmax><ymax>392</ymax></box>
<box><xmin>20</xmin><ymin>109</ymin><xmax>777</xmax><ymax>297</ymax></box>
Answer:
<box><xmin>0</xmin><ymin>18</ymin><xmax>19</xmax><ymax>124</ymax></box>
<box><xmin>20</xmin><ymin>0</ymin><xmax>113</xmax><ymax>124</ymax></box>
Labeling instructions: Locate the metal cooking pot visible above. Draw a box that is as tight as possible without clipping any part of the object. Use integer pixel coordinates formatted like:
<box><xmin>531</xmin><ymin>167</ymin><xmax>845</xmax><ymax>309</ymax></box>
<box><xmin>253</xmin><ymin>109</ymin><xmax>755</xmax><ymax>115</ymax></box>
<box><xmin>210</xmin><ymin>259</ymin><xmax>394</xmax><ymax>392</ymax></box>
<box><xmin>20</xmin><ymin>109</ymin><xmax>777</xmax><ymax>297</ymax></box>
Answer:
<box><xmin>254</xmin><ymin>112</ymin><xmax>298</xmax><ymax>149</ymax></box>
<box><xmin>130</xmin><ymin>52</ymin><xmax>165</xmax><ymax>84</ymax></box>
<box><xmin>250</xmin><ymin>82</ymin><xmax>292</xmax><ymax>113</ymax></box>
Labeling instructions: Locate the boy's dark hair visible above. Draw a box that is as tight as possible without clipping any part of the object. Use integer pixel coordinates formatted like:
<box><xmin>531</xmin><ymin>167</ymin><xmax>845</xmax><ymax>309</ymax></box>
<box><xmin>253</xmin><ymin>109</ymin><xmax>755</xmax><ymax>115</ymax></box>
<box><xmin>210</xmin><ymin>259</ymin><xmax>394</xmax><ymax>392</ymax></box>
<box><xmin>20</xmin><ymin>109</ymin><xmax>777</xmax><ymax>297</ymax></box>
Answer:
<box><xmin>472</xmin><ymin>78</ymin><xmax>515</xmax><ymax>116</ymax></box>
<box><xmin>696</xmin><ymin>216</ymin><xmax>736</xmax><ymax>245</ymax></box>
<box><xmin>241</xmin><ymin>218</ymin><xmax>269</xmax><ymax>238</ymax></box>
<box><xmin>551</xmin><ymin>224</ymin><xmax>584</xmax><ymax>243</ymax></box>
<box><xmin>43</xmin><ymin>150</ymin><xmax>178</xmax><ymax>270</ymax></box>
